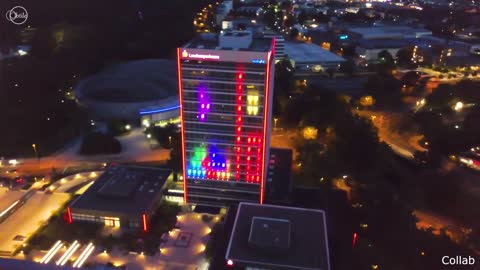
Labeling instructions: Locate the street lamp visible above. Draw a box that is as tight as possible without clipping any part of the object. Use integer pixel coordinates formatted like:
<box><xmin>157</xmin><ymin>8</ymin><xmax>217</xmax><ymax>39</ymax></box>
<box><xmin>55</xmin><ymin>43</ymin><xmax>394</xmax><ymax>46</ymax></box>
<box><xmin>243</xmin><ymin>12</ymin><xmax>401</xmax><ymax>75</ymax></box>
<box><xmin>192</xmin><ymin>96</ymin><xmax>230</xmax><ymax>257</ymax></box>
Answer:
<box><xmin>454</xmin><ymin>101</ymin><xmax>463</xmax><ymax>112</ymax></box>
<box><xmin>32</xmin><ymin>144</ymin><xmax>38</xmax><ymax>160</ymax></box>
<box><xmin>168</xmin><ymin>136</ymin><xmax>172</xmax><ymax>146</ymax></box>
<box><xmin>274</xmin><ymin>118</ymin><xmax>278</xmax><ymax>130</ymax></box>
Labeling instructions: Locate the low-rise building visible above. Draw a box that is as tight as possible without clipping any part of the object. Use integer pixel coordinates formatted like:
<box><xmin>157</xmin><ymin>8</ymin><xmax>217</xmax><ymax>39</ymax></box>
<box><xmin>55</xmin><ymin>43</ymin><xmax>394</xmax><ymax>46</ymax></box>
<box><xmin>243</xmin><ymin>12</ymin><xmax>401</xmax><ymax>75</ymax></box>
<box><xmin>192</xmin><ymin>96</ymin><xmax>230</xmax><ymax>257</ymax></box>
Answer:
<box><xmin>68</xmin><ymin>166</ymin><xmax>172</xmax><ymax>231</ymax></box>
<box><xmin>347</xmin><ymin>25</ymin><xmax>432</xmax><ymax>41</ymax></box>
<box><xmin>356</xmin><ymin>39</ymin><xmax>409</xmax><ymax>61</ymax></box>
<box><xmin>225</xmin><ymin>203</ymin><xmax>330</xmax><ymax>270</ymax></box>
<box><xmin>285</xmin><ymin>41</ymin><xmax>345</xmax><ymax>72</ymax></box>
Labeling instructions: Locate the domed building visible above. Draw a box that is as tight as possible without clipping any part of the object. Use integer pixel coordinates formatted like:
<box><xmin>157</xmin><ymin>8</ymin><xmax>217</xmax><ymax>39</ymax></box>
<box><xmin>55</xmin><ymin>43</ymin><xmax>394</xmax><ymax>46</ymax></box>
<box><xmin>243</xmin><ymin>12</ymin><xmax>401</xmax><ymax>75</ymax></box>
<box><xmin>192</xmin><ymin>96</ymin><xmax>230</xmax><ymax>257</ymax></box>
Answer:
<box><xmin>75</xmin><ymin>59</ymin><xmax>179</xmax><ymax>125</ymax></box>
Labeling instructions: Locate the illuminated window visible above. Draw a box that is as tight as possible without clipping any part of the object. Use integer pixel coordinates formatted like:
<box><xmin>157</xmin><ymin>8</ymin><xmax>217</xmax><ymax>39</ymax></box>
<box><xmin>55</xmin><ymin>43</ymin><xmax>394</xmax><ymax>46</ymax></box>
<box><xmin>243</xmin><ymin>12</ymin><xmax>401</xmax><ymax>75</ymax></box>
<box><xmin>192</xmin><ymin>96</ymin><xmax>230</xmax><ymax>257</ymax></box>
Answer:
<box><xmin>247</xmin><ymin>90</ymin><xmax>259</xmax><ymax>115</ymax></box>
<box><xmin>103</xmin><ymin>217</ymin><xmax>120</xmax><ymax>227</ymax></box>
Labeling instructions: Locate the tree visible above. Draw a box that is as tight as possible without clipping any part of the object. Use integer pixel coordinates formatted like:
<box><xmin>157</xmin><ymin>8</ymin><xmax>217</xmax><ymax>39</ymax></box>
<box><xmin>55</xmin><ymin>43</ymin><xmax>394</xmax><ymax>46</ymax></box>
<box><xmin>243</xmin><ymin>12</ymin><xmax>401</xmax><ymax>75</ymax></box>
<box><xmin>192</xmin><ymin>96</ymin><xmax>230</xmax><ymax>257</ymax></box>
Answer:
<box><xmin>107</xmin><ymin>119</ymin><xmax>129</xmax><ymax>136</ymax></box>
<box><xmin>326</xmin><ymin>67</ymin><xmax>336</xmax><ymax>78</ymax></box>
<box><xmin>417</xmin><ymin>171</ymin><xmax>461</xmax><ymax>214</ymax></box>
<box><xmin>289</xmin><ymin>28</ymin><xmax>299</xmax><ymax>39</ymax></box>
<box><xmin>146</xmin><ymin>123</ymin><xmax>179</xmax><ymax>148</ymax></box>
<box><xmin>462</xmin><ymin>107</ymin><xmax>480</xmax><ymax>147</ymax></box>
<box><xmin>378</xmin><ymin>50</ymin><xmax>394</xmax><ymax>63</ymax></box>
<box><xmin>30</xmin><ymin>27</ymin><xmax>56</xmax><ymax>59</ymax></box>
<box><xmin>263</xmin><ymin>8</ymin><xmax>278</xmax><ymax>28</ymax></box>
<box><xmin>359</xmin><ymin>95</ymin><xmax>375</xmax><ymax>107</ymax></box>
<box><xmin>79</xmin><ymin>132</ymin><xmax>122</xmax><ymax>155</ymax></box>
<box><xmin>364</xmin><ymin>74</ymin><xmax>402</xmax><ymax>107</ymax></box>
<box><xmin>377</xmin><ymin>50</ymin><xmax>396</xmax><ymax>74</ymax></box>
<box><xmin>339</xmin><ymin>60</ymin><xmax>355</xmax><ymax>76</ymax></box>
<box><xmin>273</xmin><ymin>58</ymin><xmax>295</xmax><ymax>116</ymax></box>
<box><xmin>396</xmin><ymin>47</ymin><xmax>413</xmax><ymax>67</ymax></box>
<box><xmin>167</xmin><ymin>136</ymin><xmax>182</xmax><ymax>181</ymax></box>
<box><xmin>284</xmin><ymin>15</ymin><xmax>297</xmax><ymax>28</ymax></box>
<box><xmin>402</xmin><ymin>71</ymin><xmax>421</xmax><ymax>86</ymax></box>
<box><xmin>205</xmin><ymin>223</ymin><xmax>224</xmax><ymax>260</ymax></box>
<box><xmin>298</xmin><ymin>10</ymin><xmax>308</xmax><ymax>25</ymax></box>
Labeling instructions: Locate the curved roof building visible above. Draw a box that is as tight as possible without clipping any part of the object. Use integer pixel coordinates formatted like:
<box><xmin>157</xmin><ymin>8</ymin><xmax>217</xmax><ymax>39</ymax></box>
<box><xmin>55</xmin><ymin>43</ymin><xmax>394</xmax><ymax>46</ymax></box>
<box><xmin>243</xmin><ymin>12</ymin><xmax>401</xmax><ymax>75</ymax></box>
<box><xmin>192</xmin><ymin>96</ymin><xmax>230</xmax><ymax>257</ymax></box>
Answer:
<box><xmin>75</xmin><ymin>59</ymin><xmax>179</xmax><ymax>122</ymax></box>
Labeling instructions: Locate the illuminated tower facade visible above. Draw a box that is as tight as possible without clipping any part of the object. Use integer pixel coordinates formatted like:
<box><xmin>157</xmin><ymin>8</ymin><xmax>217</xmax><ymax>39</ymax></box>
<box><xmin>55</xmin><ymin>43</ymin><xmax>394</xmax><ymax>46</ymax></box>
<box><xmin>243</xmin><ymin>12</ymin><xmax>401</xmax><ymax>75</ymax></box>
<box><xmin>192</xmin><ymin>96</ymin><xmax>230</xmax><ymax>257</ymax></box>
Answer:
<box><xmin>177</xmin><ymin>31</ymin><xmax>275</xmax><ymax>205</ymax></box>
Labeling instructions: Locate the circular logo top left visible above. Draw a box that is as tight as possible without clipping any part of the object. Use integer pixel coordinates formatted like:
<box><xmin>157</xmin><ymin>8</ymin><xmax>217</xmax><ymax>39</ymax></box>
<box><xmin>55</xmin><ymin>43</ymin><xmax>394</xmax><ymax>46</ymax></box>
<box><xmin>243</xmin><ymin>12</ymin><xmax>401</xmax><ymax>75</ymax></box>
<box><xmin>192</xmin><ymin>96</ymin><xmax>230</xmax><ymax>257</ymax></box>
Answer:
<box><xmin>6</xmin><ymin>6</ymin><xmax>28</xmax><ymax>25</ymax></box>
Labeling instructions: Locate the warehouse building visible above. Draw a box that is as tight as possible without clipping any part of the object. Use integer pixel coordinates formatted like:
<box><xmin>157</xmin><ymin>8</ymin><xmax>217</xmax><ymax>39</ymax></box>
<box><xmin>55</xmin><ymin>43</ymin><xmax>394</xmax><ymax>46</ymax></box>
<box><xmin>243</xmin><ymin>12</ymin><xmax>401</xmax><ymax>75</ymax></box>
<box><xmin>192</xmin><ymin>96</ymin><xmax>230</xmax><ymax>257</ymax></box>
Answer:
<box><xmin>285</xmin><ymin>41</ymin><xmax>345</xmax><ymax>72</ymax></box>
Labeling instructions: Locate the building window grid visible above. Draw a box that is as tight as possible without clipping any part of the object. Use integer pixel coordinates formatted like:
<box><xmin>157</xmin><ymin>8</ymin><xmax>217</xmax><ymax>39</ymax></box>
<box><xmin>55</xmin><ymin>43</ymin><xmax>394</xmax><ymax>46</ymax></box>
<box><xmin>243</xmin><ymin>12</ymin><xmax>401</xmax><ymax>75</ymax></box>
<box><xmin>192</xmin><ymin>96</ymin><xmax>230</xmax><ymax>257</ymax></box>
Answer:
<box><xmin>181</xmin><ymin>62</ymin><xmax>267</xmax><ymax>184</ymax></box>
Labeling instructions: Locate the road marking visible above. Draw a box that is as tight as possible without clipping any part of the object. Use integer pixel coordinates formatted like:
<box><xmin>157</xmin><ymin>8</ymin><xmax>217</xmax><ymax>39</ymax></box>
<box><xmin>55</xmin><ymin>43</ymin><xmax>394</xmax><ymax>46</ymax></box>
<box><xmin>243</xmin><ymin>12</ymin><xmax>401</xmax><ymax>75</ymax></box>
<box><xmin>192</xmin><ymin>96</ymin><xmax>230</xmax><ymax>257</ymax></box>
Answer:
<box><xmin>0</xmin><ymin>201</ymin><xmax>19</xmax><ymax>217</ymax></box>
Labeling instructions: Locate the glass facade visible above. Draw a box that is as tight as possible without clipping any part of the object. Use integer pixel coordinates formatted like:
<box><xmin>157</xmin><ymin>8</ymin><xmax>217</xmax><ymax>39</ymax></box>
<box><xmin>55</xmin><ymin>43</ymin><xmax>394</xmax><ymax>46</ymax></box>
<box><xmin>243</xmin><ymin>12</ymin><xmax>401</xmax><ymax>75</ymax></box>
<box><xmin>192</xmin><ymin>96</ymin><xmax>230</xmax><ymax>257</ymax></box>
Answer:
<box><xmin>180</xmin><ymin>60</ymin><xmax>268</xmax><ymax>186</ymax></box>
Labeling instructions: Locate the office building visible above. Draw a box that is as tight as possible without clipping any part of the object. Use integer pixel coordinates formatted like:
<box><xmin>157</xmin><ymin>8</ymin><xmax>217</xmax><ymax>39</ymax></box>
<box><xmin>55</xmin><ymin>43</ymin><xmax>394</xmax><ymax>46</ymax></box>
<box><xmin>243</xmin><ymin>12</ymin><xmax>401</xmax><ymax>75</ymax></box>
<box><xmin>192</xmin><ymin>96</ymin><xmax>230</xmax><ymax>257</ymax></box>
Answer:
<box><xmin>225</xmin><ymin>203</ymin><xmax>331</xmax><ymax>270</ymax></box>
<box><xmin>177</xmin><ymin>31</ymin><xmax>275</xmax><ymax>206</ymax></box>
<box><xmin>68</xmin><ymin>166</ymin><xmax>171</xmax><ymax>231</ymax></box>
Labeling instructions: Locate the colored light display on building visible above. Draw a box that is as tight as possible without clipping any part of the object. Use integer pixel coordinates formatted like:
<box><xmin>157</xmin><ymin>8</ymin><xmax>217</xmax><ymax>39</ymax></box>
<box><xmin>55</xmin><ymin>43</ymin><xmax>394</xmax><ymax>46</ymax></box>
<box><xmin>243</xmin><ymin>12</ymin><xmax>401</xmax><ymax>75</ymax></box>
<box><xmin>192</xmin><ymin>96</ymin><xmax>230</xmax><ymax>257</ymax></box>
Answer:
<box><xmin>235</xmin><ymin>70</ymin><xmax>244</xmax><ymax>181</ymax></box>
<box><xmin>186</xmin><ymin>146</ymin><xmax>231</xmax><ymax>180</ymax></box>
<box><xmin>247</xmin><ymin>90</ymin><xmax>259</xmax><ymax>116</ymax></box>
<box><xmin>198</xmin><ymin>85</ymin><xmax>211</xmax><ymax>121</ymax></box>
<box><xmin>178</xmin><ymin>41</ymin><xmax>275</xmax><ymax>204</ymax></box>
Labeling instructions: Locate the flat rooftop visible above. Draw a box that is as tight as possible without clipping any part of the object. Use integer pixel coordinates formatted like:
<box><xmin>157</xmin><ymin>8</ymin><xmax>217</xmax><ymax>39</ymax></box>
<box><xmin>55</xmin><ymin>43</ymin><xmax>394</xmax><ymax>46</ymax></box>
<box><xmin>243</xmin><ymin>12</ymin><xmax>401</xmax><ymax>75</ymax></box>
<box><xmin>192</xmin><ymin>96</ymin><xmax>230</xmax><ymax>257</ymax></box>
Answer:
<box><xmin>183</xmin><ymin>33</ymin><xmax>272</xmax><ymax>52</ymax></box>
<box><xmin>348</xmin><ymin>26</ymin><xmax>432</xmax><ymax>39</ymax></box>
<box><xmin>285</xmin><ymin>42</ymin><xmax>345</xmax><ymax>63</ymax></box>
<box><xmin>70</xmin><ymin>166</ymin><xmax>171</xmax><ymax>216</ymax></box>
<box><xmin>226</xmin><ymin>203</ymin><xmax>330</xmax><ymax>270</ymax></box>
<box><xmin>358</xmin><ymin>38</ymin><xmax>409</xmax><ymax>49</ymax></box>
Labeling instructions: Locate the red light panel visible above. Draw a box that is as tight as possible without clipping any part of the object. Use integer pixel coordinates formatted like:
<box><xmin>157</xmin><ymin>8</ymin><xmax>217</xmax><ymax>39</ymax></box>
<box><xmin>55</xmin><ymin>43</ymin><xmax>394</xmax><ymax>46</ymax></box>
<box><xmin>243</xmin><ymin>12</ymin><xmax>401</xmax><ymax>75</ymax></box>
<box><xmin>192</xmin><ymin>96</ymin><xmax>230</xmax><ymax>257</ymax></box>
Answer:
<box><xmin>177</xmin><ymin>48</ymin><xmax>188</xmax><ymax>203</ymax></box>
<box><xmin>235</xmin><ymin>69</ymin><xmax>244</xmax><ymax>181</ymax></box>
<box><xmin>260</xmin><ymin>43</ymin><xmax>274</xmax><ymax>204</ymax></box>
<box><xmin>66</xmin><ymin>207</ymin><xmax>73</xmax><ymax>224</ymax></box>
<box><xmin>142</xmin><ymin>213</ymin><xmax>148</xmax><ymax>232</ymax></box>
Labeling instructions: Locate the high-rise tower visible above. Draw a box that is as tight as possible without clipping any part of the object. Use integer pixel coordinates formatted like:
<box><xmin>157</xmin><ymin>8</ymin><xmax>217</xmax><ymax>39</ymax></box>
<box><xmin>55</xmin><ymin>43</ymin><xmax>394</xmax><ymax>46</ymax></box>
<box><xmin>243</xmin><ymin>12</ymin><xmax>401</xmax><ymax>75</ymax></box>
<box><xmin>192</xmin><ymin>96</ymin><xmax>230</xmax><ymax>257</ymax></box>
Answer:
<box><xmin>177</xmin><ymin>31</ymin><xmax>275</xmax><ymax>205</ymax></box>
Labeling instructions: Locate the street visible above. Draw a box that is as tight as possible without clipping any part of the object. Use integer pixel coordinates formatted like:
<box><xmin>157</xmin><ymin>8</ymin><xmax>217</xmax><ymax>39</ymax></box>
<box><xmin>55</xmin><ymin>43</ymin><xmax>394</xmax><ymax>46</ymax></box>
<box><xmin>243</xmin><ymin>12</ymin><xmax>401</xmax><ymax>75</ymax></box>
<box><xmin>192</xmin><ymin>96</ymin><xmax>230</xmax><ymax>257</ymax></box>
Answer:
<box><xmin>0</xmin><ymin>128</ymin><xmax>170</xmax><ymax>176</ymax></box>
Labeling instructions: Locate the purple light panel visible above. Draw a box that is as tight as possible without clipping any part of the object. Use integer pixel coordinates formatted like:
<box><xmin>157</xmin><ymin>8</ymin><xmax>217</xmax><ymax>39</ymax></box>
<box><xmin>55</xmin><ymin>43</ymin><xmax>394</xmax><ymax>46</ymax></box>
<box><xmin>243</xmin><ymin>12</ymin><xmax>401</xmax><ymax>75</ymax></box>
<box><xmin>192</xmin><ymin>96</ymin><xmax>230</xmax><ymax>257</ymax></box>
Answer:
<box><xmin>198</xmin><ymin>85</ymin><xmax>211</xmax><ymax>121</ymax></box>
